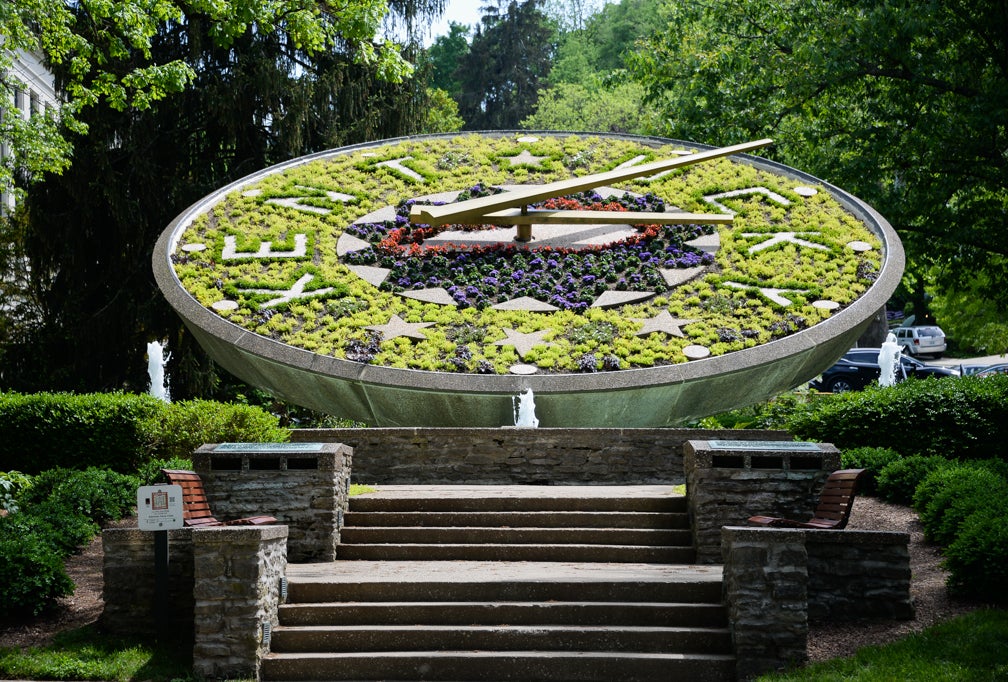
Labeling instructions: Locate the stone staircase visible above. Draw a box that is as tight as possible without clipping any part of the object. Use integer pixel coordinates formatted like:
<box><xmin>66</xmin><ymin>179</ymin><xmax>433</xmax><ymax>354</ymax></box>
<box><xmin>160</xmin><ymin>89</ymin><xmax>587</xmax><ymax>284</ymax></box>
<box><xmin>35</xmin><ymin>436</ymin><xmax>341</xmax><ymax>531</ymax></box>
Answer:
<box><xmin>261</xmin><ymin>486</ymin><xmax>734</xmax><ymax>681</ymax></box>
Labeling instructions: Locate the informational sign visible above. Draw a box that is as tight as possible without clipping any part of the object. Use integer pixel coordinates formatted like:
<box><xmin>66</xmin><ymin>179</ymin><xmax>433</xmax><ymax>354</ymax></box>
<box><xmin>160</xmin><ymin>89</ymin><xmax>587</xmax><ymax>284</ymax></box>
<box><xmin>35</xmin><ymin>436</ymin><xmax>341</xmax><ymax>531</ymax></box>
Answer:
<box><xmin>137</xmin><ymin>485</ymin><xmax>184</xmax><ymax>531</ymax></box>
<box><xmin>707</xmin><ymin>440</ymin><xmax>821</xmax><ymax>452</ymax></box>
<box><xmin>215</xmin><ymin>442</ymin><xmax>324</xmax><ymax>453</ymax></box>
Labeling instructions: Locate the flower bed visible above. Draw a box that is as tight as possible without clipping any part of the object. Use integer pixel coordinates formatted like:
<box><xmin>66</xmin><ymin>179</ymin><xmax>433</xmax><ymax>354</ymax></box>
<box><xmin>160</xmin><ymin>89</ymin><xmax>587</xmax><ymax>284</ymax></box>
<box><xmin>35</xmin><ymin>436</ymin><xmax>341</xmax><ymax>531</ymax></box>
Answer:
<box><xmin>169</xmin><ymin>133</ymin><xmax>882</xmax><ymax>376</ymax></box>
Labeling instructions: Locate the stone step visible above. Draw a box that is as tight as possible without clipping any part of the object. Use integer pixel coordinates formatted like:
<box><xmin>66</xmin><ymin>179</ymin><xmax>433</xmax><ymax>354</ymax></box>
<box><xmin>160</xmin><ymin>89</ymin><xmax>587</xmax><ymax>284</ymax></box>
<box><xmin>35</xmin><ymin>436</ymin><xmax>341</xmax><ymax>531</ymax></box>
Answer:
<box><xmin>336</xmin><ymin>542</ymin><xmax>696</xmax><ymax>563</ymax></box>
<box><xmin>348</xmin><ymin>492</ymin><xmax>685</xmax><ymax>514</ymax></box>
<box><xmin>260</xmin><ymin>650</ymin><xmax>736</xmax><ymax>681</ymax></box>
<box><xmin>343</xmin><ymin>509</ymin><xmax>689</xmax><ymax>529</ymax></box>
<box><xmin>278</xmin><ymin>600</ymin><xmax>728</xmax><ymax>627</ymax></box>
<box><xmin>269</xmin><ymin>624</ymin><xmax>732</xmax><ymax>654</ymax></box>
<box><xmin>339</xmin><ymin>525</ymin><xmax>693</xmax><ymax>546</ymax></box>
<box><xmin>284</xmin><ymin>561</ymin><xmax>723</xmax><ymax>604</ymax></box>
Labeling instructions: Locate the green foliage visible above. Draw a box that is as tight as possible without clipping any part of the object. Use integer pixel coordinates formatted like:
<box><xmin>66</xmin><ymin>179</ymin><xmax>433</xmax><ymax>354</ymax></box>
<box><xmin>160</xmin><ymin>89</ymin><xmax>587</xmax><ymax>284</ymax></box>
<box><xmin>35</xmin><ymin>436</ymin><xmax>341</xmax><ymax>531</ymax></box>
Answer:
<box><xmin>943</xmin><ymin>510</ymin><xmax>1008</xmax><ymax>603</ymax></box>
<box><xmin>0</xmin><ymin>392</ymin><xmax>166</xmax><ymax>474</ymax></box>
<box><xmin>875</xmin><ymin>455</ymin><xmax>949</xmax><ymax>505</ymax></box>
<box><xmin>0</xmin><ymin>522</ymin><xmax>74</xmax><ymax>617</ymax></box>
<box><xmin>0</xmin><ymin>392</ymin><xmax>287</xmax><ymax>473</ymax></box>
<box><xmin>0</xmin><ymin>0</ymin><xmax>413</xmax><ymax>197</ymax></box>
<box><xmin>786</xmin><ymin>376</ymin><xmax>1008</xmax><ymax>459</ymax></box>
<box><xmin>521</xmin><ymin>80</ymin><xmax>657</xmax><ymax>134</ymax></box>
<box><xmin>457</xmin><ymin>0</ymin><xmax>557</xmax><ymax>129</ymax></box>
<box><xmin>757</xmin><ymin>609</ymin><xmax>1008</xmax><ymax>681</ymax></box>
<box><xmin>19</xmin><ymin>468</ymin><xmax>139</xmax><ymax>526</ymax></box>
<box><xmin>0</xmin><ymin>471</ymin><xmax>31</xmax><ymax>514</ymax></box>
<box><xmin>627</xmin><ymin>0</ymin><xmax>1008</xmax><ymax>334</ymax></box>
<box><xmin>913</xmin><ymin>462</ymin><xmax>1008</xmax><ymax>545</ymax></box>
<box><xmin>141</xmin><ymin>399</ymin><xmax>290</xmax><ymax>462</ymax></box>
<box><xmin>425</xmin><ymin>22</ymin><xmax>471</xmax><ymax>99</ymax></box>
<box><xmin>840</xmin><ymin>447</ymin><xmax>903</xmax><ymax>496</ymax></box>
<box><xmin>422</xmin><ymin>88</ymin><xmax>465</xmax><ymax>134</ymax></box>
<box><xmin>136</xmin><ymin>457</ymin><xmax>193</xmax><ymax>487</ymax></box>
<box><xmin>931</xmin><ymin>268</ymin><xmax>1008</xmax><ymax>356</ymax></box>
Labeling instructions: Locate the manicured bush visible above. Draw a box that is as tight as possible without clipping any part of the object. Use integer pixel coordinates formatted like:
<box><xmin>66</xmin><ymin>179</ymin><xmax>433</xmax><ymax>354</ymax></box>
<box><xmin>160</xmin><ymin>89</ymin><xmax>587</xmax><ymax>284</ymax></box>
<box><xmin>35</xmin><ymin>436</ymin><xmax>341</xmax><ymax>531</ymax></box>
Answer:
<box><xmin>786</xmin><ymin>375</ymin><xmax>1008</xmax><ymax>460</ymax></box>
<box><xmin>914</xmin><ymin>464</ymin><xmax>1008</xmax><ymax>545</ymax></box>
<box><xmin>136</xmin><ymin>456</ymin><xmax>193</xmax><ymax>486</ymax></box>
<box><xmin>140</xmin><ymin>399</ymin><xmax>290</xmax><ymax>462</ymax></box>
<box><xmin>943</xmin><ymin>508</ymin><xmax>1008</xmax><ymax>603</ymax></box>
<box><xmin>875</xmin><ymin>454</ymin><xmax>949</xmax><ymax>505</ymax></box>
<box><xmin>840</xmin><ymin>446</ymin><xmax>903</xmax><ymax>495</ymax></box>
<box><xmin>0</xmin><ymin>392</ymin><xmax>289</xmax><ymax>473</ymax></box>
<box><xmin>0</xmin><ymin>392</ymin><xmax>166</xmax><ymax>474</ymax></box>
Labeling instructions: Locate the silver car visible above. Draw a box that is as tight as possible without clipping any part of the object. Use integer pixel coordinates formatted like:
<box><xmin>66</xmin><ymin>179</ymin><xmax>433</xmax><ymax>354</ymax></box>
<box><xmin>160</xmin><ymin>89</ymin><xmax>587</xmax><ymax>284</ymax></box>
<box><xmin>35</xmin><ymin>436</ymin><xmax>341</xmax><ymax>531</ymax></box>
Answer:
<box><xmin>894</xmin><ymin>325</ymin><xmax>946</xmax><ymax>358</ymax></box>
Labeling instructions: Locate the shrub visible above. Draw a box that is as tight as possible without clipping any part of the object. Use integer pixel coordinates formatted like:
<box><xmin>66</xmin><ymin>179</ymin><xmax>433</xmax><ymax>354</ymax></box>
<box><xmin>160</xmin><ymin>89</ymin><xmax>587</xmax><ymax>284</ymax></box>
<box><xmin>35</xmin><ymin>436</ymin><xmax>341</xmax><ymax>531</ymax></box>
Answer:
<box><xmin>0</xmin><ymin>522</ymin><xmax>74</xmax><ymax>616</ymax></box>
<box><xmin>137</xmin><ymin>456</ymin><xmax>193</xmax><ymax>486</ymax></box>
<box><xmin>914</xmin><ymin>463</ymin><xmax>1008</xmax><ymax>546</ymax></box>
<box><xmin>141</xmin><ymin>399</ymin><xmax>290</xmax><ymax>462</ymax></box>
<box><xmin>0</xmin><ymin>392</ymin><xmax>166</xmax><ymax>473</ymax></box>
<box><xmin>840</xmin><ymin>446</ymin><xmax>903</xmax><ymax>495</ymax></box>
<box><xmin>875</xmin><ymin>454</ymin><xmax>949</xmax><ymax>505</ymax></box>
<box><xmin>943</xmin><ymin>508</ymin><xmax>1008</xmax><ymax>603</ymax></box>
<box><xmin>0</xmin><ymin>470</ymin><xmax>32</xmax><ymax>514</ymax></box>
<box><xmin>0</xmin><ymin>392</ymin><xmax>288</xmax><ymax>473</ymax></box>
<box><xmin>19</xmin><ymin>468</ymin><xmax>139</xmax><ymax>525</ymax></box>
<box><xmin>786</xmin><ymin>375</ymin><xmax>1008</xmax><ymax>460</ymax></box>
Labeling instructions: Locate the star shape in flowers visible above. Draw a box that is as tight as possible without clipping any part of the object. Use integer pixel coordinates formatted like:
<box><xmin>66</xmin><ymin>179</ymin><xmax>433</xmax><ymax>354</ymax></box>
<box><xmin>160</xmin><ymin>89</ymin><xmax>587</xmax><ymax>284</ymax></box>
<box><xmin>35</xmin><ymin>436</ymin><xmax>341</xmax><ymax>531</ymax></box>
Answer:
<box><xmin>493</xmin><ymin>328</ymin><xmax>555</xmax><ymax>359</ymax></box>
<box><xmin>633</xmin><ymin>310</ymin><xmax>698</xmax><ymax>338</ymax></box>
<box><xmin>366</xmin><ymin>314</ymin><xmax>434</xmax><ymax>341</ymax></box>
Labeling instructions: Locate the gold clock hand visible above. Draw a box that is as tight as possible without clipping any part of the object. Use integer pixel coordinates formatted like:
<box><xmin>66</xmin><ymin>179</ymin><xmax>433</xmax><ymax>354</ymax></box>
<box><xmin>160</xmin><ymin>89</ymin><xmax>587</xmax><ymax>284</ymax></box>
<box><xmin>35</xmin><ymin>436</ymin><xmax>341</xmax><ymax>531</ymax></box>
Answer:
<box><xmin>408</xmin><ymin>138</ymin><xmax>772</xmax><ymax>226</ymax></box>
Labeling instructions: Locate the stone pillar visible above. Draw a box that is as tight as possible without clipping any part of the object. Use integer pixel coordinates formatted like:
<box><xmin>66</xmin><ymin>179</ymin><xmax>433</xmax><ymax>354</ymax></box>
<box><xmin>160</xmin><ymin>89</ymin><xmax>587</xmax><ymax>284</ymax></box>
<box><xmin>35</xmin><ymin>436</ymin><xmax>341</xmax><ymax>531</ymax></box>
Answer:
<box><xmin>722</xmin><ymin>526</ymin><xmax>809</xmax><ymax>680</ymax></box>
<box><xmin>101</xmin><ymin>527</ymin><xmax>194</xmax><ymax>640</ymax></box>
<box><xmin>191</xmin><ymin>525</ymin><xmax>288</xmax><ymax>680</ymax></box>
<box><xmin>193</xmin><ymin>442</ymin><xmax>352</xmax><ymax>561</ymax></box>
<box><xmin>684</xmin><ymin>439</ymin><xmax>839</xmax><ymax>563</ymax></box>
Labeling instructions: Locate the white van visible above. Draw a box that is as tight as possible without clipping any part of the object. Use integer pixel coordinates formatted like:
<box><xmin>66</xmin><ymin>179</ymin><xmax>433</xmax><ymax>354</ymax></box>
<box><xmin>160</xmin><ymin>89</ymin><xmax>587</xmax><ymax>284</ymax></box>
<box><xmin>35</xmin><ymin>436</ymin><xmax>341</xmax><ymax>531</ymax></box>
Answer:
<box><xmin>894</xmin><ymin>326</ymin><xmax>946</xmax><ymax>358</ymax></box>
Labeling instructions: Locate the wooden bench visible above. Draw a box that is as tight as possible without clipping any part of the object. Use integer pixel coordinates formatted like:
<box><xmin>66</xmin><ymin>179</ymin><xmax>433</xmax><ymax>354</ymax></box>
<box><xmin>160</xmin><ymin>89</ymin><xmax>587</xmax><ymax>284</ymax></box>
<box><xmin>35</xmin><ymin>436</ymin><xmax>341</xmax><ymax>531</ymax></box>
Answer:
<box><xmin>162</xmin><ymin>469</ymin><xmax>277</xmax><ymax>527</ymax></box>
<box><xmin>748</xmin><ymin>468</ymin><xmax>866</xmax><ymax>529</ymax></box>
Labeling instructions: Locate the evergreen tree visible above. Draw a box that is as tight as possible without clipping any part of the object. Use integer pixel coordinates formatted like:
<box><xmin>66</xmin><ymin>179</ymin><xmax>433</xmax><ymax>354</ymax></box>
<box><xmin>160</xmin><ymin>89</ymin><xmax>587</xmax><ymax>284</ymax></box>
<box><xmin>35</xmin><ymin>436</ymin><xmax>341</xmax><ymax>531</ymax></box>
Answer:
<box><xmin>456</xmin><ymin>0</ymin><xmax>557</xmax><ymax>130</ymax></box>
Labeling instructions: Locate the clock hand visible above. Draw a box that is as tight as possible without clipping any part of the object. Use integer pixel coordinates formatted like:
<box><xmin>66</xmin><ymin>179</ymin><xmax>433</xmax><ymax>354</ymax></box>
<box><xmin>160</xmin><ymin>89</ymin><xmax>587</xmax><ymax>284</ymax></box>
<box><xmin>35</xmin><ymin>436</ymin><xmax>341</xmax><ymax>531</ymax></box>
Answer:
<box><xmin>409</xmin><ymin>138</ymin><xmax>772</xmax><ymax>226</ymax></box>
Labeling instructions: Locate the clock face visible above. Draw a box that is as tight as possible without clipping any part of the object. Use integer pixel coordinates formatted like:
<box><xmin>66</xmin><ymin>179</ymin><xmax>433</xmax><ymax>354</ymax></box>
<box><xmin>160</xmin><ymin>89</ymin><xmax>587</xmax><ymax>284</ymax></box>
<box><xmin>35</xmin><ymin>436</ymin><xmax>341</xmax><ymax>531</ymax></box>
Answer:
<box><xmin>169</xmin><ymin>133</ymin><xmax>879</xmax><ymax>374</ymax></box>
<box><xmin>157</xmin><ymin>132</ymin><xmax>900</xmax><ymax>426</ymax></box>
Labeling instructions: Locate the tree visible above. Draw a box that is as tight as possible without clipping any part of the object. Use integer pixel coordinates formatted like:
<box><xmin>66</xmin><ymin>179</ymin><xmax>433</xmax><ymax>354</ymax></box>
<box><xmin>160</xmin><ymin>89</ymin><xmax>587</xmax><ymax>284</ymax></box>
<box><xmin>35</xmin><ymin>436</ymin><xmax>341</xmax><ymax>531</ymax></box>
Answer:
<box><xmin>425</xmin><ymin>21</ymin><xmax>470</xmax><ymax>100</ymax></box>
<box><xmin>0</xmin><ymin>0</ymin><xmax>414</xmax><ymax>201</ymax></box>
<box><xmin>0</xmin><ymin>1</ymin><xmax>443</xmax><ymax>396</ymax></box>
<box><xmin>521</xmin><ymin>80</ymin><xmax>656</xmax><ymax>134</ymax></box>
<box><xmin>628</xmin><ymin>0</ymin><xmax>1008</xmax><ymax>329</ymax></box>
<box><xmin>456</xmin><ymin>0</ymin><xmax>556</xmax><ymax>130</ymax></box>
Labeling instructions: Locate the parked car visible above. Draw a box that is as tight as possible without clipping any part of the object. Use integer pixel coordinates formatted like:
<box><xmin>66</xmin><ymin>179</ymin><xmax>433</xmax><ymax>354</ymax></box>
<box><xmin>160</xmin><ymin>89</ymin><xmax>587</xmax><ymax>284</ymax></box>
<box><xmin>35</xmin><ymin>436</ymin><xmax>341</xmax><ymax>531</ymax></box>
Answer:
<box><xmin>974</xmin><ymin>363</ymin><xmax>1008</xmax><ymax>378</ymax></box>
<box><xmin>893</xmin><ymin>325</ymin><xmax>946</xmax><ymax>358</ymax></box>
<box><xmin>810</xmin><ymin>348</ymin><xmax>960</xmax><ymax>393</ymax></box>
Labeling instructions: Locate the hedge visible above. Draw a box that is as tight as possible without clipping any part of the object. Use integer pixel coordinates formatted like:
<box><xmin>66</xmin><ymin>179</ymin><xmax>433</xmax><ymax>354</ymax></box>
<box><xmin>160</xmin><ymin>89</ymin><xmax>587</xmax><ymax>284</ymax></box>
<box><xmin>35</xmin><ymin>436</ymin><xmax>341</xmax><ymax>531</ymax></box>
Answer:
<box><xmin>0</xmin><ymin>392</ymin><xmax>290</xmax><ymax>474</ymax></box>
<box><xmin>786</xmin><ymin>375</ymin><xmax>1008</xmax><ymax>459</ymax></box>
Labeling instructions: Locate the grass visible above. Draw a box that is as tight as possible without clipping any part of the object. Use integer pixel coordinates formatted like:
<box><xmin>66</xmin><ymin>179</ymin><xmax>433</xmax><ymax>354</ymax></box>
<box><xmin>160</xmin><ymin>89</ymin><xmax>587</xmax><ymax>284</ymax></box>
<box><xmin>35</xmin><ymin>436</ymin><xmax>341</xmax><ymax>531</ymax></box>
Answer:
<box><xmin>0</xmin><ymin>625</ymin><xmax>207</xmax><ymax>681</ymax></box>
<box><xmin>758</xmin><ymin>609</ymin><xmax>1008</xmax><ymax>682</ymax></box>
<box><xmin>349</xmin><ymin>482</ymin><xmax>376</xmax><ymax>495</ymax></box>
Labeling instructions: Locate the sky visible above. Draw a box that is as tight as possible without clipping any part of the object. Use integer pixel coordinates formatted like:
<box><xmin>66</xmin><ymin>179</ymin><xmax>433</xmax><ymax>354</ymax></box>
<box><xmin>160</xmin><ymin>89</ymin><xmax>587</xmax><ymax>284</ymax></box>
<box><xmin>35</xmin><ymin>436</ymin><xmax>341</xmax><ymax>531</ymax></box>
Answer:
<box><xmin>424</xmin><ymin>0</ymin><xmax>488</xmax><ymax>45</ymax></box>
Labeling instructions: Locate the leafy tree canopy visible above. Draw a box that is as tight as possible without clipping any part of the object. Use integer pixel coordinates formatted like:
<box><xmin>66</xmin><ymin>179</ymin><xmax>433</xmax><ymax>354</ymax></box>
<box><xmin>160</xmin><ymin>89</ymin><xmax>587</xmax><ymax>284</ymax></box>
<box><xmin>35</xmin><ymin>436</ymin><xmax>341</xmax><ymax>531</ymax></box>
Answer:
<box><xmin>628</xmin><ymin>0</ymin><xmax>1008</xmax><ymax>315</ymax></box>
<box><xmin>0</xmin><ymin>0</ymin><xmax>413</xmax><ymax>196</ymax></box>
<box><xmin>425</xmin><ymin>21</ymin><xmax>470</xmax><ymax>99</ymax></box>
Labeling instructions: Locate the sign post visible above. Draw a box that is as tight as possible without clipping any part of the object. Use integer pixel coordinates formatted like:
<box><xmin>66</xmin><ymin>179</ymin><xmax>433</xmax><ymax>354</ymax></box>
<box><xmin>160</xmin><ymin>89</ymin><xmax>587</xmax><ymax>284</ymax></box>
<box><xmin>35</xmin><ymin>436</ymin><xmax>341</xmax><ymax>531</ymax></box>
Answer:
<box><xmin>137</xmin><ymin>485</ymin><xmax>184</xmax><ymax>639</ymax></box>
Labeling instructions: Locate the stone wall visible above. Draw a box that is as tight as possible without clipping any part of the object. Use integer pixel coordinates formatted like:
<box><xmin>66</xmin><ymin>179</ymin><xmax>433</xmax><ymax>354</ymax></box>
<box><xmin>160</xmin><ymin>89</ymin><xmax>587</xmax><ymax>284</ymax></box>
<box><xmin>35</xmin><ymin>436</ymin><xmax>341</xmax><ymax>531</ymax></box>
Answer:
<box><xmin>192</xmin><ymin>526</ymin><xmax>288</xmax><ymax>680</ymax></box>
<box><xmin>290</xmin><ymin>428</ymin><xmax>789</xmax><ymax>484</ymax></box>
<box><xmin>102</xmin><ymin>525</ymin><xmax>288</xmax><ymax>680</ymax></box>
<box><xmin>722</xmin><ymin>526</ymin><xmax>913</xmax><ymax>680</ymax></box>
<box><xmin>193</xmin><ymin>442</ymin><xmax>352</xmax><ymax>562</ymax></box>
<box><xmin>684</xmin><ymin>439</ymin><xmax>840</xmax><ymax>563</ymax></box>
<box><xmin>101</xmin><ymin>528</ymin><xmax>195</xmax><ymax>640</ymax></box>
<box><xmin>806</xmin><ymin>531</ymin><xmax>914</xmax><ymax>620</ymax></box>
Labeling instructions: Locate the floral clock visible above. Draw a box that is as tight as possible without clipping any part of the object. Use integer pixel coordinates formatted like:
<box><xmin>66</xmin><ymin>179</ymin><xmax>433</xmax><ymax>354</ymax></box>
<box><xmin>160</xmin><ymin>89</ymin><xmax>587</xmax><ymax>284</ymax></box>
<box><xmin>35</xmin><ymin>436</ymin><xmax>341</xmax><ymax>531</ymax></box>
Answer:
<box><xmin>155</xmin><ymin>132</ymin><xmax>903</xmax><ymax>426</ymax></box>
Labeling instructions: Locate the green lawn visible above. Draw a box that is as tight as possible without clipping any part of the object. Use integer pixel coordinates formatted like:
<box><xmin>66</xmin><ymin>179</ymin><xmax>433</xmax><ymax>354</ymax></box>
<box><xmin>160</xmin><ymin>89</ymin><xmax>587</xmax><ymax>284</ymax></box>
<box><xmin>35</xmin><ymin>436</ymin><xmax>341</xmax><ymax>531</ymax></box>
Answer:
<box><xmin>759</xmin><ymin>609</ymin><xmax>1008</xmax><ymax>682</ymax></box>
